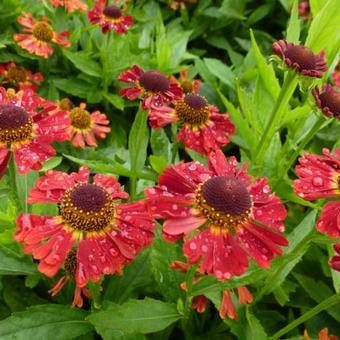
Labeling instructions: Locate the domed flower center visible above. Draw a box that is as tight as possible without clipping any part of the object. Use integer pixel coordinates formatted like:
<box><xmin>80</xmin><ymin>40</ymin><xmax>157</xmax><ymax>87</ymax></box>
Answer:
<box><xmin>7</xmin><ymin>67</ymin><xmax>27</xmax><ymax>83</ymax></box>
<box><xmin>60</xmin><ymin>183</ymin><xmax>116</xmax><ymax>233</ymax></box>
<box><xmin>59</xmin><ymin>98</ymin><xmax>74</xmax><ymax>111</ymax></box>
<box><xmin>139</xmin><ymin>71</ymin><xmax>170</xmax><ymax>92</ymax></box>
<box><xmin>64</xmin><ymin>248</ymin><xmax>77</xmax><ymax>277</ymax></box>
<box><xmin>319</xmin><ymin>89</ymin><xmax>340</xmax><ymax>118</ymax></box>
<box><xmin>175</xmin><ymin>94</ymin><xmax>210</xmax><ymax>126</ymax></box>
<box><xmin>0</xmin><ymin>104</ymin><xmax>33</xmax><ymax>144</ymax></box>
<box><xmin>103</xmin><ymin>5</ymin><xmax>122</xmax><ymax>19</ymax></box>
<box><xmin>196</xmin><ymin>176</ymin><xmax>251</xmax><ymax>232</ymax></box>
<box><xmin>285</xmin><ymin>45</ymin><xmax>315</xmax><ymax>70</ymax></box>
<box><xmin>69</xmin><ymin>108</ymin><xmax>91</xmax><ymax>130</ymax></box>
<box><xmin>32</xmin><ymin>22</ymin><xmax>54</xmax><ymax>43</ymax></box>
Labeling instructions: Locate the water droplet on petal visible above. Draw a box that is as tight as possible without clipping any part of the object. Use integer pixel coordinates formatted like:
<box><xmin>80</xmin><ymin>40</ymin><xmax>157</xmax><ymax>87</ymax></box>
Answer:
<box><xmin>189</xmin><ymin>242</ymin><xmax>197</xmax><ymax>250</ymax></box>
<box><xmin>312</xmin><ymin>177</ymin><xmax>324</xmax><ymax>187</ymax></box>
<box><xmin>263</xmin><ymin>185</ymin><xmax>270</xmax><ymax>194</ymax></box>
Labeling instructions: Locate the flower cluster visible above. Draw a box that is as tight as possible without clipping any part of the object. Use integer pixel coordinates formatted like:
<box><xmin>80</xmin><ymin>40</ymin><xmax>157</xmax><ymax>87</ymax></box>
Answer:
<box><xmin>118</xmin><ymin>65</ymin><xmax>235</xmax><ymax>155</ymax></box>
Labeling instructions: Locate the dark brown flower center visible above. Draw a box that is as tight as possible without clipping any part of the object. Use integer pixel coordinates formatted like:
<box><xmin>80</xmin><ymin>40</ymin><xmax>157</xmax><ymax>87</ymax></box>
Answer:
<box><xmin>139</xmin><ymin>70</ymin><xmax>170</xmax><ymax>92</ymax></box>
<box><xmin>0</xmin><ymin>104</ymin><xmax>33</xmax><ymax>144</ymax></box>
<box><xmin>196</xmin><ymin>176</ymin><xmax>251</xmax><ymax>232</ymax></box>
<box><xmin>319</xmin><ymin>89</ymin><xmax>340</xmax><ymax>117</ymax></box>
<box><xmin>64</xmin><ymin>248</ymin><xmax>77</xmax><ymax>277</ymax></box>
<box><xmin>103</xmin><ymin>5</ymin><xmax>122</xmax><ymax>19</ymax></box>
<box><xmin>175</xmin><ymin>94</ymin><xmax>209</xmax><ymax>126</ymax></box>
<box><xmin>60</xmin><ymin>183</ymin><xmax>116</xmax><ymax>233</ymax></box>
<box><xmin>32</xmin><ymin>22</ymin><xmax>54</xmax><ymax>43</ymax></box>
<box><xmin>69</xmin><ymin>108</ymin><xmax>91</xmax><ymax>130</ymax></box>
<box><xmin>285</xmin><ymin>45</ymin><xmax>315</xmax><ymax>70</ymax></box>
<box><xmin>7</xmin><ymin>67</ymin><xmax>27</xmax><ymax>83</ymax></box>
<box><xmin>202</xmin><ymin>176</ymin><xmax>251</xmax><ymax>214</ymax></box>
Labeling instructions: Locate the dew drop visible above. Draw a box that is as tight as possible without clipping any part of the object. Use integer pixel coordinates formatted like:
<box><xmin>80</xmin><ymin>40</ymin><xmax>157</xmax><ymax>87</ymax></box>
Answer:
<box><xmin>189</xmin><ymin>242</ymin><xmax>197</xmax><ymax>250</ymax></box>
<box><xmin>312</xmin><ymin>177</ymin><xmax>324</xmax><ymax>187</ymax></box>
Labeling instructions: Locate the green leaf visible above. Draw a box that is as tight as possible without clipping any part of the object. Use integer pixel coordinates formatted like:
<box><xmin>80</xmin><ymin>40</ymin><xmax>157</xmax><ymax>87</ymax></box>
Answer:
<box><xmin>245</xmin><ymin>308</ymin><xmax>268</xmax><ymax>340</ymax></box>
<box><xmin>250</xmin><ymin>30</ymin><xmax>280</xmax><ymax>101</ymax></box>
<box><xmin>102</xmin><ymin>92</ymin><xmax>125</xmax><ymax>110</ymax></box>
<box><xmin>204</xmin><ymin>58</ymin><xmax>234</xmax><ymax>88</ymax></box>
<box><xmin>286</xmin><ymin>0</ymin><xmax>301</xmax><ymax>44</ymax></box>
<box><xmin>0</xmin><ymin>305</ymin><xmax>92</xmax><ymax>339</ymax></box>
<box><xmin>53</xmin><ymin>78</ymin><xmax>92</xmax><ymax>98</ymax></box>
<box><xmin>0</xmin><ymin>244</ymin><xmax>37</xmax><ymax>275</ymax></box>
<box><xmin>149</xmin><ymin>155</ymin><xmax>168</xmax><ymax>174</ymax></box>
<box><xmin>63</xmin><ymin>50</ymin><xmax>102</xmax><ymax>78</ymax></box>
<box><xmin>293</xmin><ymin>273</ymin><xmax>340</xmax><ymax>322</ymax></box>
<box><xmin>257</xmin><ymin>210</ymin><xmax>317</xmax><ymax>299</ymax></box>
<box><xmin>88</xmin><ymin>298</ymin><xmax>182</xmax><ymax>334</ymax></box>
<box><xmin>305</xmin><ymin>0</ymin><xmax>340</xmax><ymax>62</ymax></box>
<box><xmin>128</xmin><ymin>109</ymin><xmax>149</xmax><ymax>177</ymax></box>
<box><xmin>150</xmin><ymin>129</ymin><xmax>171</xmax><ymax>162</ymax></box>
<box><xmin>40</xmin><ymin>157</ymin><xmax>62</xmax><ymax>172</ymax></box>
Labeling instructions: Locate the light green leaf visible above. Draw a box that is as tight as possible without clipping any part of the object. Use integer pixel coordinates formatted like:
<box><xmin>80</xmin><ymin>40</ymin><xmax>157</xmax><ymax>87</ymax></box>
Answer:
<box><xmin>305</xmin><ymin>0</ymin><xmax>340</xmax><ymax>63</ymax></box>
<box><xmin>204</xmin><ymin>58</ymin><xmax>234</xmax><ymax>88</ymax></box>
<box><xmin>286</xmin><ymin>0</ymin><xmax>301</xmax><ymax>43</ymax></box>
<box><xmin>88</xmin><ymin>298</ymin><xmax>182</xmax><ymax>334</ymax></box>
<box><xmin>250</xmin><ymin>30</ymin><xmax>280</xmax><ymax>101</ymax></box>
<box><xmin>0</xmin><ymin>304</ymin><xmax>93</xmax><ymax>340</ymax></box>
<box><xmin>128</xmin><ymin>109</ymin><xmax>149</xmax><ymax>177</ymax></box>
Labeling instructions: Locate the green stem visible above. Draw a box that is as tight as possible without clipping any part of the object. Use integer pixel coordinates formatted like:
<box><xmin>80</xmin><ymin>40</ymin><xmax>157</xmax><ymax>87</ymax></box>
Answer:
<box><xmin>270</xmin><ymin>293</ymin><xmax>340</xmax><ymax>340</ymax></box>
<box><xmin>286</xmin><ymin>114</ymin><xmax>329</xmax><ymax>172</ymax></box>
<box><xmin>254</xmin><ymin>71</ymin><xmax>298</xmax><ymax>164</ymax></box>
<box><xmin>8</xmin><ymin>155</ymin><xmax>23</xmax><ymax>212</ymax></box>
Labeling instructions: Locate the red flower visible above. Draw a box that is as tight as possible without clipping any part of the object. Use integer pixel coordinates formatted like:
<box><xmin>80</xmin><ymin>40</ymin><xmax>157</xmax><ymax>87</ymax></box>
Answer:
<box><xmin>15</xmin><ymin>166</ymin><xmax>155</xmax><ymax>307</ymax></box>
<box><xmin>149</xmin><ymin>93</ymin><xmax>235</xmax><ymax>155</ymax></box>
<box><xmin>0</xmin><ymin>87</ymin><xmax>69</xmax><ymax>174</ymax></box>
<box><xmin>175</xmin><ymin>69</ymin><xmax>200</xmax><ymax>94</ymax></box>
<box><xmin>88</xmin><ymin>0</ymin><xmax>133</xmax><ymax>34</ymax></box>
<box><xmin>332</xmin><ymin>62</ymin><xmax>340</xmax><ymax>87</ymax></box>
<box><xmin>219</xmin><ymin>287</ymin><xmax>253</xmax><ymax>320</ymax></box>
<box><xmin>294</xmin><ymin>148</ymin><xmax>340</xmax><ymax>237</ymax></box>
<box><xmin>330</xmin><ymin>243</ymin><xmax>340</xmax><ymax>272</ymax></box>
<box><xmin>298</xmin><ymin>1</ymin><xmax>310</xmax><ymax>20</ymax></box>
<box><xmin>146</xmin><ymin>150</ymin><xmax>288</xmax><ymax>280</ymax></box>
<box><xmin>272</xmin><ymin>40</ymin><xmax>327</xmax><ymax>78</ymax></box>
<box><xmin>14</xmin><ymin>13</ymin><xmax>70</xmax><ymax>58</ymax></box>
<box><xmin>66</xmin><ymin>102</ymin><xmax>111</xmax><ymax>148</ymax></box>
<box><xmin>118</xmin><ymin>65</ymin><xmax>182</xmax><ymax>109</ymax></box>
<box><xmin>313</xmin><ymin>84</ymin><xmax>340</xmax><ymax>120</ymax></box>
<box><xmin>0</xmin><ymin>62</ymin><xmax>44</xmax><ymax>91</ymax></box>
<box><xmin>49</xmin><ymin>0</ymin><xmax>88</xmax><ymax>13</ymax></box>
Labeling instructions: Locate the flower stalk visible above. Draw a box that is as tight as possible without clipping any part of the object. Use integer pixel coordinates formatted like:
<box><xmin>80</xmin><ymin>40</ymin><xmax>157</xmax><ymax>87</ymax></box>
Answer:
<box><xmin>255</xmin><ymin>71</ymin><xmax>298</xmax><ymax>164</ymax></box>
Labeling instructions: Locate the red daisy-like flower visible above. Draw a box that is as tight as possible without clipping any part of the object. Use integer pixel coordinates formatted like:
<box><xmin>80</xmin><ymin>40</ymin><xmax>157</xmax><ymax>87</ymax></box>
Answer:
<box><xmin>313</xmin><ymin>84</ymin><xmax>340</xmax><ymax>120</ymax></box>
<box><xmin>65</xmin><ymin>102</ymin><xmax>111</xmax><ymax>148</ymax></box>
<box><xmin>149</xmin><ymin>93</ymin><xmax>235</xmax><ymax>155</ymax></box>
<box><xmin>0</xmin><ymin>62</ymin><xmax>44</xmax><ymax>91</ymax></box>
<box><xmin>15</xmin><ymin>166</ymin><xmax>155</xmax><ymax>307</ymax></box>
<box><xmin>272</xmin><ymin>40</ymin><xmax>327</xmax><ymax>78</ymax></box>
<box><xmin>14</xmin><ymin>13</ymin><xmax>70</xmax><ymax>58</ymax></box>
<box><xmin>118</xmin><ymin>65</ymin><xmax>182</xmax><ymax>109</ymax></box>
<box><xmin>0</xmin><ymin>87</ymin><xmax>69</xmax><ymax>174</ymax></box>
<box><xmin>146</xmin><ymin>150</ymin><xmax>288</xmax><ymax>280</ymax></box>
<box><xmin>294</xmin><ymin>148</ymin><xmax>340</xmax><ymax>237</ymax></box>
<box><xmin>49</xmin><ymin>0</ymin><xmax>88</xmax><ymax>13</ymax></box>
<box><xmin>88</xmin><ymin>0</ymin><xmax>133</xmax><ymax>34</ymax></box>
